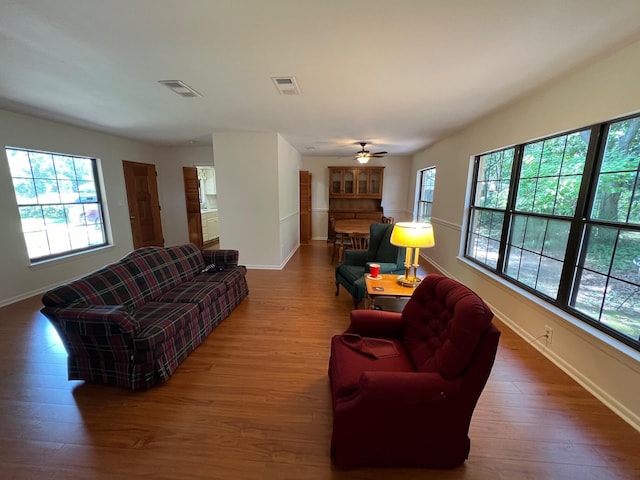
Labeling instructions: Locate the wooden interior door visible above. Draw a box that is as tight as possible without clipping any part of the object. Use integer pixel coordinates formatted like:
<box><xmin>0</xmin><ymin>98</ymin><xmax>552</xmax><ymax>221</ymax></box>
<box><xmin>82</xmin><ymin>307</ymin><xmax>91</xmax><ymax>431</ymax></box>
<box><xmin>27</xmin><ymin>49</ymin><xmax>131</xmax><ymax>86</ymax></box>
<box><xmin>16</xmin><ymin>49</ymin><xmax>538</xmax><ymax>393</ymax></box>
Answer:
<box><xmin>122</xmin><ymin>160</ymin><xmax>164</xmax><ymax>248</ymax></box>
<box><xmin>300</xmin><ymin>170</ymin><xmax>312</xmax><ymax>243</ymax></box>
<box><xmin>183</xmin><ymin>166</ymin><xmax>203</xmax><ymax>247</ymax></box>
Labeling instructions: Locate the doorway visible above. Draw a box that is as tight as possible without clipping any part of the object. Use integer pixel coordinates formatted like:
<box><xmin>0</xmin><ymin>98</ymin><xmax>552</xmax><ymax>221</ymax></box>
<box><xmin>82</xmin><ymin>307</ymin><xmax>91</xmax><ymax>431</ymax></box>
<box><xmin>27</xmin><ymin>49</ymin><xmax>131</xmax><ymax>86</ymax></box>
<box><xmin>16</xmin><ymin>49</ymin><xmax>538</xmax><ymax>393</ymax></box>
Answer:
<box><xmin>183</xmin><ymin>166</ymin><xmax>219</xmax><ymax>249</ymax></box>
<box><xmin>122</xmin><ymin>160</ymin><xmax>164</xmax><ymax>248</ymax></box>
<box><xmin>183</xmin><ymin>166</ymin><xmax>203</xmax><ymax>247</ymax></box>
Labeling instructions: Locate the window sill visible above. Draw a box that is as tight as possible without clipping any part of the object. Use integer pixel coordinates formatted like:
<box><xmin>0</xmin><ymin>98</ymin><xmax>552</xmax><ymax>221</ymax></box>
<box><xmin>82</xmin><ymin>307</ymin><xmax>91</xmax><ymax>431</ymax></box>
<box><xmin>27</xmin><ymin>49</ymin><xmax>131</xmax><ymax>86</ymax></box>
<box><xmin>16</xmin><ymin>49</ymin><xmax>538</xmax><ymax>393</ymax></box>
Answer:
<box><xmin>29</xmin><ymin>245</ymin><xmax>114</xmax><ymax>270</ymax></box>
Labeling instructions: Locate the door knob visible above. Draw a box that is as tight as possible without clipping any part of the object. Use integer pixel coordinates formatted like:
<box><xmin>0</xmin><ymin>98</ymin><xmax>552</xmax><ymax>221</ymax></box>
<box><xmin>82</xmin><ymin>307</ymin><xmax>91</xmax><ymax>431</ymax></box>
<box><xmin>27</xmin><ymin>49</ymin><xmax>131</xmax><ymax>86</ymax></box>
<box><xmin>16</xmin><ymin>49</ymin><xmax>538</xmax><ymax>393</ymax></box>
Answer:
<box><xmin>130</xmin><ymin>216</ymin><xmax>136</xmax><ymax>220</ymax></box>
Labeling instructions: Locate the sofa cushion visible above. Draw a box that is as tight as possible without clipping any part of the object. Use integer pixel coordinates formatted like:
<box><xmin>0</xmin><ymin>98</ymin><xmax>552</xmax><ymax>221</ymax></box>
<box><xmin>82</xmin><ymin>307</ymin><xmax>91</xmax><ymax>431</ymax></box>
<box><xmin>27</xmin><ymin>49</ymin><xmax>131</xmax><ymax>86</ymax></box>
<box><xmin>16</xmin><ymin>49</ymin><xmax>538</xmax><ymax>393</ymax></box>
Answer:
<box><xmin>121</xmin><ymin>244</ymin><xmax>205</xmax><ymax>301</ymax></box>
<box><xmin>41</xmin><ymin>262</ymin><xmax>145</xmax><ymax>309</ymax></box>
<box><xmin>132</xmin><ymin>302</ymin><xmax>200</xmax><ymax>354</ymax></box>
<box><xmin>329</xmin><ymin>334</ymin><xmax>414</xmax><ymax>400</ymax></box>
<box><xmin>156</xmin><ymin>281</ymin><xmax>227</xmax><ymax>312</ymax></box>
<box><xmin>401</xmin><ymin>275</ymin><xmax>494</xmax><ymax>379</ymax></box>
<box><xmin>163</xmin><ymin>244</ymin><xmax>206</xmax><ymax>278</ymax></box>
<box><xmin>192</xmin><ymin>265</ymin><xmax>247</xmax><ymax>288</ymax></box>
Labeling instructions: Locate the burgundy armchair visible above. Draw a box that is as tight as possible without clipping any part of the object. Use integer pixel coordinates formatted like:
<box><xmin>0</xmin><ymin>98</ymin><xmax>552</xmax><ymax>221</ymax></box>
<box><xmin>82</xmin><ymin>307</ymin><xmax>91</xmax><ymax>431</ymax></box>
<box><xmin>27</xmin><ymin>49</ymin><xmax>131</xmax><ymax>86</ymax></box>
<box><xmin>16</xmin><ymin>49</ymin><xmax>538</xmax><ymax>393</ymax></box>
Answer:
<box><xmin>328</xmin><ymin>274</ymin><xmax>500</xmax><ymax>469</ymax></box>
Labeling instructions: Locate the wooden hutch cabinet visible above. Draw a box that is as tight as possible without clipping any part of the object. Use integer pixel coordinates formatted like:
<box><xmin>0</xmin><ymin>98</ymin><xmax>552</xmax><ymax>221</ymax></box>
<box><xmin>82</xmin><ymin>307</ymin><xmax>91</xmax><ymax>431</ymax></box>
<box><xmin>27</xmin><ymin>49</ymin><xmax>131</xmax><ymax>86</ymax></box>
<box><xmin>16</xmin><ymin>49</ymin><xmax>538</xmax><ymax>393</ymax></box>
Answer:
<box><xmin>329</xmin><ymin>167</ymin><xmax>384</xmax><ymax>197</ymax></box>
<box><xmin>327</xmin><ymin>166</ymin><xmax>385</xmax><ymax>240</ymax></box>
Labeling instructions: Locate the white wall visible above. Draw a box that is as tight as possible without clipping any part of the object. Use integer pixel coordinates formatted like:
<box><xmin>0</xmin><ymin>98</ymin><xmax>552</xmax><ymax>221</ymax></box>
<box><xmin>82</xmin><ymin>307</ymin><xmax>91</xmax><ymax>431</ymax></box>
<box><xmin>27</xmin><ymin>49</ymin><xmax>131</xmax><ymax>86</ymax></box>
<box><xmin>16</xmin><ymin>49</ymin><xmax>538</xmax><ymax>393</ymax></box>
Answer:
<box><xmin>412</xmin><ymin>39</ymin><xmax>640</xmax><ymax>431</ymax></box>
<box><xmin>300</xmin><ymin>155</ymin><xmax>413</xmax><ymax>240</ymax></box>
<box><xmin>0</xmin><ymin>109</ymin><xmax>162</xmax><ymax>306</ymax></box>
<box><xmin>213</xmin><ymin>132</ymin><xmax>290</xmax><ymax>268</ymax></box>
<box><xmin>277</xmin><ymin>134</ymin><xmax>302</xmax><ymax>264</ymax></box>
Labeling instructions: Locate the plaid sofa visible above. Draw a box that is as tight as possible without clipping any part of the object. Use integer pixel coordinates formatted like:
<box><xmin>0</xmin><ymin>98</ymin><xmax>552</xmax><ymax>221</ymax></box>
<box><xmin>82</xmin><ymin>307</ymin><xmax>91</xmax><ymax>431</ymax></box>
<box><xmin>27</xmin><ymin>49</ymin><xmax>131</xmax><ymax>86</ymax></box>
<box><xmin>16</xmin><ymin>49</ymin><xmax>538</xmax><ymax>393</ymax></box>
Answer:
<box><xmin>41</xmin><ymin>244</ymin><xmax>249</xmax><ymax>390</ymax></box>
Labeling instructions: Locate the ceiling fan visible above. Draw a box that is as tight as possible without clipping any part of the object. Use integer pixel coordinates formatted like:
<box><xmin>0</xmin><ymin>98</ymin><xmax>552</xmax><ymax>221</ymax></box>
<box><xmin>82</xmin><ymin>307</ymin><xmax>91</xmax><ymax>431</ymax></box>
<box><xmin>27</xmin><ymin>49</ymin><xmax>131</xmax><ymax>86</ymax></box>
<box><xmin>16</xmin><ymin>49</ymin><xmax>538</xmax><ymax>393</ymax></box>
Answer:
<box><xmin>354</xmin><ymin>142</ymin><xmax>387</xmax><ymax>164</ymax></box>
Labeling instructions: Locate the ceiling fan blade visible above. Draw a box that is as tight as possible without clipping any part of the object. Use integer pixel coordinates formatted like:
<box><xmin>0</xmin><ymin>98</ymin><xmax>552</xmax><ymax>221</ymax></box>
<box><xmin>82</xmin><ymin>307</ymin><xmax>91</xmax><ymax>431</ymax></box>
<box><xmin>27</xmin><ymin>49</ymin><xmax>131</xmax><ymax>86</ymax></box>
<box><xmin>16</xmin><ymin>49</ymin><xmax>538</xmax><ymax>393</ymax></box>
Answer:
<box><xmin>372</xmin><ymin>151</ymin><xmax>387</xmax><ymax>155</ymax></box>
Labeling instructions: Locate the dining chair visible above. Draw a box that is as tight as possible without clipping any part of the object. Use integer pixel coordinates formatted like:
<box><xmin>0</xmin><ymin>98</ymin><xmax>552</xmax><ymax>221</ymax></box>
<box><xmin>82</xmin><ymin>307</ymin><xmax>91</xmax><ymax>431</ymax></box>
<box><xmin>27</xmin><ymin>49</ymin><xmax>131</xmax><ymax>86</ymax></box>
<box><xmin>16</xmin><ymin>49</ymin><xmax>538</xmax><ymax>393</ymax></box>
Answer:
<box><xmin>331</xmin><ymin>217</ymin><xmax>352</xmax><ymax>263</ymax></box>
<box><xmin>349</xmin><ymin>232</ymin><xmax>369</xmax><ymax>251</ymax></box>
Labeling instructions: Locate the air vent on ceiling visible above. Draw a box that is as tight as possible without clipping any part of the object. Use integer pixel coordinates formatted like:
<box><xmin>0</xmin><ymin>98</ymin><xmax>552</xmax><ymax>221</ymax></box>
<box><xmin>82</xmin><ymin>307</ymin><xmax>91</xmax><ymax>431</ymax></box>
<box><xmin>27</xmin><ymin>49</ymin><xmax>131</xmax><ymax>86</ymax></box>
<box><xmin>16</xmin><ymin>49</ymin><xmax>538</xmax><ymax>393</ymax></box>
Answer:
<box><xmin>271</xmin><ymin>76</ymin><xmax>301</xmax><ymax>95</ymax></box>
<box><xmin>158</xmin><ymin>80</ymin><xmax>202</xmax><ymax>98</ymax></box>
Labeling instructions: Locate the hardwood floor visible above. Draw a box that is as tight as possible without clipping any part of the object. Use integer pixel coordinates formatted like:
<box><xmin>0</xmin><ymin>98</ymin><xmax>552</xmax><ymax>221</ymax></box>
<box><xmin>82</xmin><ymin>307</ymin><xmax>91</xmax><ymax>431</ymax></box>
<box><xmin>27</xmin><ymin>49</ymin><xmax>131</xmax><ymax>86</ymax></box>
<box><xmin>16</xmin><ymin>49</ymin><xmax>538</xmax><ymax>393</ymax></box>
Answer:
<box><xmin>1</xmin><ymin>241</ymin><xmax>639</xmax><ymax>479</ymax></box>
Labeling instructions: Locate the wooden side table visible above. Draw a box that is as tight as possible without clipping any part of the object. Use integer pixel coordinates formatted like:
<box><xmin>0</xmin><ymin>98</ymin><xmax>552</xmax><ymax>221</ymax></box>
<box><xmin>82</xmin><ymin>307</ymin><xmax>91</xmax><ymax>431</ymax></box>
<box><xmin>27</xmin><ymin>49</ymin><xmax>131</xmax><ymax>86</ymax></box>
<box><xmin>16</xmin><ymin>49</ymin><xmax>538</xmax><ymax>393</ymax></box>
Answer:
<box><xmin>364</xmin><ymin>273</ymin><xmax>416</xmax><ymax>310</ymax></box>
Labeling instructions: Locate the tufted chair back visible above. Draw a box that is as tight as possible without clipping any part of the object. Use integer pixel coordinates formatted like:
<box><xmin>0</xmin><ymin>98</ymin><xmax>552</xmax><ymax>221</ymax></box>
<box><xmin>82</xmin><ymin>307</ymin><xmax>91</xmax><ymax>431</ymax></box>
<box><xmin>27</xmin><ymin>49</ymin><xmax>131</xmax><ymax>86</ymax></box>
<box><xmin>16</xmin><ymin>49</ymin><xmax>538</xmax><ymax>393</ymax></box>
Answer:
<box><xmin>400</xmin><ymin>274</ymin><xmax>494</xmax><ymax>379</ymax></box>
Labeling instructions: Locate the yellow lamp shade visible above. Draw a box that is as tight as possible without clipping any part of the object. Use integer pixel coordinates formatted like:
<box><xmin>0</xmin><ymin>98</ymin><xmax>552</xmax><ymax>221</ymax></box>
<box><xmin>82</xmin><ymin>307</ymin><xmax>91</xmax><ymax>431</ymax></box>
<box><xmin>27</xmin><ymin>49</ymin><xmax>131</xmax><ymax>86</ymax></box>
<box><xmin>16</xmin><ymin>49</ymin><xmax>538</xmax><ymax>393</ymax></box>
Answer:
<box><xmin>390</xmin><ymin>222</ymin><xmax>435</xmax><ymax>248</ymax></box>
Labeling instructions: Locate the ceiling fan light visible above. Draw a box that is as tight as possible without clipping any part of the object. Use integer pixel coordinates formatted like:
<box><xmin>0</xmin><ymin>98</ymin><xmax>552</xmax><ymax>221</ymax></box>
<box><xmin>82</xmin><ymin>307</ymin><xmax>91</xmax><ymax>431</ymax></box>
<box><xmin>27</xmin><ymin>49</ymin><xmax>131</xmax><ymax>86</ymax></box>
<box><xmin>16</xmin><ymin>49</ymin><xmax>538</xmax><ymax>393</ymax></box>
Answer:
<box><xmin>356</xmin><ymin>154</ymin><xmax>369</xmax><ymax>164</ymax></box>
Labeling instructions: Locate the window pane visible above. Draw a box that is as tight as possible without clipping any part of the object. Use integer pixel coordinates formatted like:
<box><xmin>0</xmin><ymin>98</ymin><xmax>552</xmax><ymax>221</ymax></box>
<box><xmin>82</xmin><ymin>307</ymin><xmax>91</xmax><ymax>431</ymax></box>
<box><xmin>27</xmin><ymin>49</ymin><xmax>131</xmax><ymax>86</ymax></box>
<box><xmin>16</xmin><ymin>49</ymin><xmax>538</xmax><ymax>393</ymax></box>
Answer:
<box><xmin>53</xmin><ymin>155</ymin><xmax>77</xmax><ymax>181</ymax></box>
<box><xmin>510</xmin><ymin>215</ymin><xmax>527</xmax><ymax>247</ymax></box>
<box><xmin>505</xmin><ymin>246</ymin><xmax>522</xmax><ymax>278</ymax></box>
<box><xmin>516</xmin><ymin>131</ymin><xmax>588</xmax><ymax>217</ymax></box>
<box><xmin>515</xmin><ymin>178</ymin><xmax>536</xmax><ymax>211</ymax></box>
<box><xmin>592</xmin><ymin>172</ymin><xmax>639</xmax><ymax>224</ymax></box>
<box><xmin>532</xmin><ymin>176</ymin><xmax>558</xmax><ymax>214</ymax></box>
<box><xmin>572</xmin><ymin>269</ymin><xmax>607</xmax><ymax>318</ymax></box>
<box><xmin>475</xmin><ymin>149</ymin><xmax>513</xmax><ymax>209</ymax></box>
<box><xmin>12</xmin><ymin>177</ymin><xmax>37</xmax><ymax>205</ymax></box>
<box><xmin>600</xmin><ymin>117</ymin><xmax>640</xmax><ymax>173</ymax></box>
<box><xmin>611</xmin><ymin>230</ymin><xmax>640</xmax><ymax>283</ymax></box>
<box><xmin>555</xmin><ymin>175</ymin><xmax>582</xmax><ymax>216</ymax></box>
<box><xmin>572</xmin><ymin>226</ymin><xmax>640</xmax><ymax>342</ymax></box>
<box><xmin>467</xmin><ymin>209</ymin><xmax>503</xmax><ymax>269</ymax></box>
<box><xmin>582</xmin><ymin>225</ymin><xmax>616</xmax><ymax>274</ymax></box>
<box><xmin>592</xmin><ymin>117</ymin><xmax>640</xmax><ymax>225</ymax></box>
<box><xmin>601</xmin><ymin>278</ymin><xmax>640</xmax><ymax>342</ymax></box>
<box><xmin>538</xmin><ymin>256</ymin><xmax>563</xmax><ymax>298</ymax></box>
<box><xmin>6</xmin><ymin>147</ymin><xmax>107</xmax><ymax>261</ymax></box>
<box><xmin>30</xmin><ymin>152</ymin><xmax>55</xmax><ymax>179</ymax></box>
<box><xmin>7</xmin><ymin>149</ymin><xmax>31</xmax><ymax>177</ymax></box>
<box><xmin>505</xmin><ymin>215</ymin><xmax>570</xmax><ymax>299</ymax></box>
<box><xmin>517</xmin><ymin>250</ymin><xmax>540</xmax><ymax>289</ymax></box>
<box><xmin>543</xmin><ymin>219</ymin><xmax>570</xmax><ymax>260</ymax></box>
<box><xmin>523</xmin><ymin>216</ymin><xmax>547</xmax><ymax>254</ymax></box>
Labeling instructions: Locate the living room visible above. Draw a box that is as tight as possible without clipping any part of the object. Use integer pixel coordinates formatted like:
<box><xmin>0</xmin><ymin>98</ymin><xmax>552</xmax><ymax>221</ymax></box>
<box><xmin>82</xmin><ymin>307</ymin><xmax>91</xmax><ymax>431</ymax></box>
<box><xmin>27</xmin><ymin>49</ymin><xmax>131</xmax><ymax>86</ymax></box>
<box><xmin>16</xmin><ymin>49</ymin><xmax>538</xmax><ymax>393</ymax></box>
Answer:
<box><xmin>1</xmin><ymin>1</ymin><xmax>640</xmax><ymax>478</ymax></box>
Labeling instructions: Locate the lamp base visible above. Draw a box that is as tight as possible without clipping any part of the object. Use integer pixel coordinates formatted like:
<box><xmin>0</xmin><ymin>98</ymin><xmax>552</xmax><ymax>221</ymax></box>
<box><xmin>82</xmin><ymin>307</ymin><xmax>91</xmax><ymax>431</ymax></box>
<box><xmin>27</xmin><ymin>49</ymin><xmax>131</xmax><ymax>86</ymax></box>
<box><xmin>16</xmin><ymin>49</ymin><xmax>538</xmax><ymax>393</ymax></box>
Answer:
<box><xmin>396</xmin><ymin>275</ymin><xmax>421</xmax><ymax>288</ymax></box>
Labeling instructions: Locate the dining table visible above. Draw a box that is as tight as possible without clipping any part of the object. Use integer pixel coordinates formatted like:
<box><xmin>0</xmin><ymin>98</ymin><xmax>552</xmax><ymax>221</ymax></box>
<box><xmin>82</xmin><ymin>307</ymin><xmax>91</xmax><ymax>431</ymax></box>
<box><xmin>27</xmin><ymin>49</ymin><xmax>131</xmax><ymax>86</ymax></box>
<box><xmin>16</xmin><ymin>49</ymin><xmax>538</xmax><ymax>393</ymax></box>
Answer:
<box><xmin>334</xmin><ymin>219</ymin><xmax>373</xmax><ymax>236</ymax></box>
<box><xmin>332</xmin><ymin>219</ymin><xmax>373</xmax><ymax>262</ymax></box>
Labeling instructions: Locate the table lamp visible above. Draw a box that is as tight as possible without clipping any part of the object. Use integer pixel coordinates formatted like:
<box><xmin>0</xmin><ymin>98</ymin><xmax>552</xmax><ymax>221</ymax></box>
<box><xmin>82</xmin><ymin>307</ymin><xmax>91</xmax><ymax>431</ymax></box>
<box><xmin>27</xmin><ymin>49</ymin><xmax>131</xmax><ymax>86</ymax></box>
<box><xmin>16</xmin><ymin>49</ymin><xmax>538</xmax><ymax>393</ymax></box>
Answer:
<box><xmin>390</xmin><ymin>222</ymin><xmax>435</xmax><ymax>287</ymax></box>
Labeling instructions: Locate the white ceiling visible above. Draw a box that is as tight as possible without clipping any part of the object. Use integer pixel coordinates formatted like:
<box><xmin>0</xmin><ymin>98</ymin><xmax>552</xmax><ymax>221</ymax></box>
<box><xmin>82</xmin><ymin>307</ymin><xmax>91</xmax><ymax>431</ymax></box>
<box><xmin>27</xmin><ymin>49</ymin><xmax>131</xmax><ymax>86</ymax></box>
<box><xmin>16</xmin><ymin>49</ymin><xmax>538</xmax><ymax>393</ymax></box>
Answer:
<box><xmin>1</xmin><ymin>1</ymin><xmax>640</xmax><ymax>157</ymax></box>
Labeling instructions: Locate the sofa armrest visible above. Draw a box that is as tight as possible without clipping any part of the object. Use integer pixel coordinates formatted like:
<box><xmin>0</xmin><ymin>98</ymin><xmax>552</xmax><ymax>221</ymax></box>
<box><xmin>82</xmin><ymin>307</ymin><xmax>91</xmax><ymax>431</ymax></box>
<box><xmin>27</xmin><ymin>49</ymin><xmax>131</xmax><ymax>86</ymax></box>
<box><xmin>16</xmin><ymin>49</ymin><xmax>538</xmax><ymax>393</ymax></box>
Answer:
<box><xmin>346</xmin><ymin>309</ymin><xmax>404</xmax><ymax>338</ymax></box>
<box><xmin>43</xmin><ymin>305</ymin><xmax>139</xmax><ymax>336</ymax></box>
<box><xmin>201</xmin><ymin>249</ymin><xmax>239</xmax><ymax>268</ymax></box>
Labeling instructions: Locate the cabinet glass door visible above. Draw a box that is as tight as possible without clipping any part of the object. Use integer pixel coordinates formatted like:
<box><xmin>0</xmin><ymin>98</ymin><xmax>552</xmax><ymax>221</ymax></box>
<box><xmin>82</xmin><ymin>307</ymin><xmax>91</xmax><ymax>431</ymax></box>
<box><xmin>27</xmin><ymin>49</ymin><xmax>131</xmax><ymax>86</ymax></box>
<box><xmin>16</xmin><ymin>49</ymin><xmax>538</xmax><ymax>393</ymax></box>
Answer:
<box><xmin>344</xmin><ymin>170</ymin><xmax>354</xmax><ymax>194</ymax></box>
<box><xmin>357</xmin><ymin>171</ymin><xmax>368</xmax><ymax>195</ymax></box>
<box><xmin>370</xmin><ymin>171</ymin><xmax>381</xmax><ymax>195</ymax></box>
<box><xmin>331</xmin><ymin>170</ymin><xmax>342</xmax><ymax>194</ymax></box>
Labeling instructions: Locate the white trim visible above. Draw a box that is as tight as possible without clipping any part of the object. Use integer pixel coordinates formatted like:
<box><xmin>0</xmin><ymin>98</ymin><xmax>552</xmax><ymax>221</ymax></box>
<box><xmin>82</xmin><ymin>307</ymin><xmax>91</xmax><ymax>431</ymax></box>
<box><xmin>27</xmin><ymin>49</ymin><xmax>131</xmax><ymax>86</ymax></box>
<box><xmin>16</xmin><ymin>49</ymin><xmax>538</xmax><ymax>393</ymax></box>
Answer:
<box><xmin>429</xmin><ymin>216</ymin><xmax>461</xmax><ymax>232</ymax></box>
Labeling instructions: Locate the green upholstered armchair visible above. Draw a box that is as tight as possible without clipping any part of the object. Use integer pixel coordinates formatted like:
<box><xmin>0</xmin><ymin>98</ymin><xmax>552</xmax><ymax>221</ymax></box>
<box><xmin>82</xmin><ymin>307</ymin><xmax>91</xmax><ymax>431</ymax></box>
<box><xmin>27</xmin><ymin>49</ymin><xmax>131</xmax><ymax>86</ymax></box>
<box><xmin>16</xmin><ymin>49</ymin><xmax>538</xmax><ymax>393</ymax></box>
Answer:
<box><xmin>335</xmin><ymin>223</ymin><xmax>406</xmax><ymax>308</ymax></box>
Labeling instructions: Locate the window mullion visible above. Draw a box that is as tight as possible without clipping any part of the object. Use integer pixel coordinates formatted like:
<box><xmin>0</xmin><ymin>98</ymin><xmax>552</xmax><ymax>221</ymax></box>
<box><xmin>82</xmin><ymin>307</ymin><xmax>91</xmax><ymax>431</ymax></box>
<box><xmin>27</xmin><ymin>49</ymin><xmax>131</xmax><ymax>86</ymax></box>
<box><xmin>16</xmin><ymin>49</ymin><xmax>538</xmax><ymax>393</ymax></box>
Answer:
<box><xmin>496</xmin><ymin>145</ymin><xmax>523</xmax><ymax>275</ymax></box>
<box><xmin>556</xmin><ymin>124</ymin><xmax>603</xmax><ymax>307</ymax></box>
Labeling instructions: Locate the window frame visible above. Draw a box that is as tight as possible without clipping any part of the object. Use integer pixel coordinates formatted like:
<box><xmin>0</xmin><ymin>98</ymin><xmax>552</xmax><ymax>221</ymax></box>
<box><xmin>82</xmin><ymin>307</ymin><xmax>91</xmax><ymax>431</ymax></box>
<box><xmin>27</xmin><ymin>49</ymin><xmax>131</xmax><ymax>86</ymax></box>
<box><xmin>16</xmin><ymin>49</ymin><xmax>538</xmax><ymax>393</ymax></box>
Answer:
<box><xmin>465</xmin><ymin>114</ymin><xmax>640</xmax><ymax>352</ymax></box>
<box><xmin>5</xmin><ymin>147</ymin><xmax>108</xmax><ymax>262</ymax></box>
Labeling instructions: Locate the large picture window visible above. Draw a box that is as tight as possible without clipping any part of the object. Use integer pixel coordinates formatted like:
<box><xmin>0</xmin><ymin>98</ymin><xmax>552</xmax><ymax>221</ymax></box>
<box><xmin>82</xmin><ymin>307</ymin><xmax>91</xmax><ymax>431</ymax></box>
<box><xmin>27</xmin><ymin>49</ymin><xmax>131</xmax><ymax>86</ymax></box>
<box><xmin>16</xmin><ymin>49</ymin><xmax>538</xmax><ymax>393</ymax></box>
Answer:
<box><xmin>5</xmin><ymin>147</ymin><xmax>107</xmax><ymax>261</ymax></box>
<box><xmin>466</xmin><ymin>114</ymin><xmax>640</xmax><ymax>351</ymax></box>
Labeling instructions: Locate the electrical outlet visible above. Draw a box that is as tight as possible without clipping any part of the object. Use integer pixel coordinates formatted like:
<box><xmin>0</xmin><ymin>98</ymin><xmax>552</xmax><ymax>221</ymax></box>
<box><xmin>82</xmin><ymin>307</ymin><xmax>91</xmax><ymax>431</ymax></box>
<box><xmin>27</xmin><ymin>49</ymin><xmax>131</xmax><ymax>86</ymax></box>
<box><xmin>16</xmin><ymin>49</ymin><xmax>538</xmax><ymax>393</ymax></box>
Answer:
<box><xmin>544</xmin><ymin>325</ymin><xmax>553</xmax><ymax>345</ymax></box>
